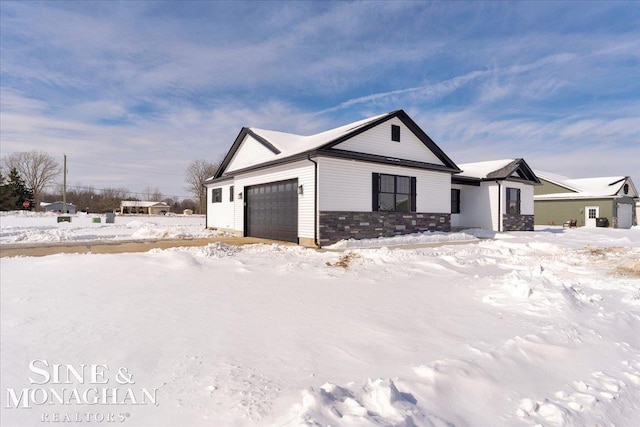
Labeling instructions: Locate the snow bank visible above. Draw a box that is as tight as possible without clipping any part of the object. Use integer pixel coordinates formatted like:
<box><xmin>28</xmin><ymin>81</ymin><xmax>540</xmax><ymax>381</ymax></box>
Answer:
<box><xmin>2</xmin><ymin>220</ymin><xmax>640</xmax><ymax>426</ymax></box>
<box><xmin>325</xmin><ymin>230</ymin><xmax>478</xmax><ymax>249</ymax></box>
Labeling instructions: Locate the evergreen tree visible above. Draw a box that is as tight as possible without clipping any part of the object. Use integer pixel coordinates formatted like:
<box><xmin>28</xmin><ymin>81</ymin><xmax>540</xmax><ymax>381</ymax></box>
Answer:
<box><xmin>0</xmin><ymin>171</ymin><xmax>13</xmax><ymax>210</ymax></box>
<box><xmin>4</xmin><ymin>168</ymin><xmax>34</xmax><ymax>210</ymax></box>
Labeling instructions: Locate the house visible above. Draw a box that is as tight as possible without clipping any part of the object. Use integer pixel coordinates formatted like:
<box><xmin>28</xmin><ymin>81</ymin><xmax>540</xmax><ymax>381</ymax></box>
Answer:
<box><xmin>452</xmin><ymin>159</ymin><xmax>540</xmax><ymax>232</ymax></box>
<box><xmin>40</xmin><ymin>201</ymin><xmax>77</xmax><ymax>214</ymax></box>
<box><xmin>120</xmin><ymin>201</ymin><xmax>170</xmax><ymax>215</ymax></box>
<box><xmin>204</xmin><ymin>110</ymin><xmax>462</xmax><ymax>247</ymax></box>
<box><xmin>533</xmin><ymin>171</ymin><xmax>638</xmax><ymax>228</ymax></box>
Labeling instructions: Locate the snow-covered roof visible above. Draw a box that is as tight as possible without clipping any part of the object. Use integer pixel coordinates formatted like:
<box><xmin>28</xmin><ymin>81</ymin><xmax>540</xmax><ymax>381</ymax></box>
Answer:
<box><xmin>457</xmin><ymin>159</ymin><xmax>517</xmax><ymax>179</ymax></box>
<box><xmin>40</xmin><ymin>201</ymin><xmax>76</xmax><ymax>207</ymax></box>
<box><xmin>454</xmin><ymin>159</ymin><xmax>540</xmax><ymax>184</ymax></box>
<box><xmin>207</xmin><ymin>110</ymin><xmax>461</xmax><ymax>182</ymax></box>
<box><xmin>535</xmin><ymin>170</ymin><xmax>636</xmax><ymax>199</ymax></box>
<box><xmin>120</xmin><ymin>201</ymin><xmax>170</xmax><ymax>208</ymax></box>
<box><xmin>249</xmin><ymin>112</ymin><xmax>391</xmax><ymax>159</ymax></box>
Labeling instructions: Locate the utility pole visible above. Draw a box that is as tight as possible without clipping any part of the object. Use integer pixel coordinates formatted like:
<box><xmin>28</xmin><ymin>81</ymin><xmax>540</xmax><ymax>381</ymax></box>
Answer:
<box><xmin>63</xmin><ymin>154</ymin><xmax>67</xmax><ymax>214</ymax></box>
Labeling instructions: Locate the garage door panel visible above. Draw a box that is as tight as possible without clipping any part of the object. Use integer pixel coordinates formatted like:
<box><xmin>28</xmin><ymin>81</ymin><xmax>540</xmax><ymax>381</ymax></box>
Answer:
<box><xmin>245</xmin><ymin>179</ymin><xmax>298</xmax><ymax>242</ymax></box>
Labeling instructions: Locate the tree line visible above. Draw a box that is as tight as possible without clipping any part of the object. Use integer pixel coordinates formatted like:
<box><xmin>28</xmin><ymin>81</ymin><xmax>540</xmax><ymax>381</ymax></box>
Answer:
<box><xmin>1</xmin><ymin>151</ymin><xmax>222</xmax><ymax>214</ymax></box>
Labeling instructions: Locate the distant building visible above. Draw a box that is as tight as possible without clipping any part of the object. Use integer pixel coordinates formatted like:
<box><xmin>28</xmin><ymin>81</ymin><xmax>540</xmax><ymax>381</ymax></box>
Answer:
<box><xmin>120</xmin><ymin>201</ymin><xmax>170</xmax><ymax>215</ymax></box>
<box><xmin>40</xmin><ymin>201</ymin><xmax>77</xmax><ymax>214</ymax></box>
<box><xmin>534</xmin><ymin>172</ymin><xmax>638</xmax><ymax>228</ymax></box>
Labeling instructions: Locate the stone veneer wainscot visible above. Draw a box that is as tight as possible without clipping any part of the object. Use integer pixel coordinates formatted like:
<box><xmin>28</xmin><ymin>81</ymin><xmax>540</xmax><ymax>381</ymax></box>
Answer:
<box><xmin>319</xmin><ymin>211</ymin><xmax>451</xmax><ymax>246</ymax></box>
<box><xmin>503</xmin><ymin>214</ymin><xmax>534</xmax><ymax>231</ymax></box>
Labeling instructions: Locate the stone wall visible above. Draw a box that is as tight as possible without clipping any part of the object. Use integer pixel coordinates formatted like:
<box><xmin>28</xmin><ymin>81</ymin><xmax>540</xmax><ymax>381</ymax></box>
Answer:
<box><xmin>503</xmin><ymin>214</ymin><xmax>534</xmax><ymax>231</ymax></box>
<box><xmin>319</xmin><ymin>211</ymin><xmax>450</xmax><ymax>246</ymax></box>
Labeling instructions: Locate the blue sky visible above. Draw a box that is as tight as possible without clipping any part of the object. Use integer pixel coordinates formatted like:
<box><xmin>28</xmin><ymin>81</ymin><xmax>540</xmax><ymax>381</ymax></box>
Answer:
<box><xmin>1</xmin><ymin>1</ymin><xmax>638</xmax><ymax>200</ymax></box>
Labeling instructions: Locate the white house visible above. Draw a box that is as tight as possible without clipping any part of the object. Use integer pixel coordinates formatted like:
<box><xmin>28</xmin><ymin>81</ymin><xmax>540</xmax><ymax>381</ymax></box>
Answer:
<box><xmin>205</xmin><ymin>110</ymin><xmax>542</xmax><ymax>246</ymax></box>
<box><xmin>204</xmin><ymin>110</ymin><xmax>462</xmax><ymax>247</ymax></box>
<box><xmin>451</xmin><ymin>159</ymin><xmax>540</xmax><ymax>232</ymax></box>
<box><xmin>120</xmin><ymin>201</ymin><xmax>170</xmax><ymax>215</ymax></box>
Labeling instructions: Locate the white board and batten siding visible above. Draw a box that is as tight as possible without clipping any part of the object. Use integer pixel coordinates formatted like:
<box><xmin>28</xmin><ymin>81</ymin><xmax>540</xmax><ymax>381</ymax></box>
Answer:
<box><xmin>334</xmin><ymin>117</ymin><xmax>445</xmax><ymax>166</ymax></box>
<box><xmin>206</xmin><ymin>182</ymin><xmax>235</xmax><ymax>230</ymax></box>
<box><xmin>317</xmin><ymin>157</ymin><xmax>451</xmax><ymax>213</ymax></box>
<box><xmin>226</xmin><ymin>135</ymin><xmax>278</xmax><ymax>173</ymax></box>
<box><xmin>208</xmin><ymin>161</ymin><xmax>316</xmax><ymax>239</ymax></box>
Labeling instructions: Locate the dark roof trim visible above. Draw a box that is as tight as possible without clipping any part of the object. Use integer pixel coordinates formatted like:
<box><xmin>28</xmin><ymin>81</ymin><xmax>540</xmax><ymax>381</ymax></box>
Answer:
<box><xmin>211</xmin><ymin>149</ymin><xmax>460</xmax><ymax>180</ymax></box>
<box><xmin>203</xmin><ymin>175</ymin><xmax>234</xmax><ymax>185</ymax></box>
<box><xmin>214</xmin><ymin>109</ymin><xmax>461</xmax><ymax>180</ymax></box>
<box><xmin>452</xmin><ymin>176</ymin><xmax>481</xmax><ymax>186</ymax></box>
<box><xmin>457</xmin><ymin>159</ymin><xmax>541</xmax><ymax>185</ymax></box>
<box><xmin>320</xmin><ymin>110</ymin><xmax>460</xmax><ymax>172</ymax></box>
<box><xmin>245</xmin><ymin>129</ymin><xmax>281</xmax><ymax>155</ymax></box>
<box><xmin>320</xmin><ymin>149</ymin><xmax>461</xmax><ymax>173</ymax></box>
<box><xmin>212</xmin><ymin>127</ymin><xmax>280</xmax><ymax>180</ymax></box>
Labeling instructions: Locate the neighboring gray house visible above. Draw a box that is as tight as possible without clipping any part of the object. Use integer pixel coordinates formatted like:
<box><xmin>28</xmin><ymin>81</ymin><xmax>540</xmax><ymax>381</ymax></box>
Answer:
<box><xmin>40</xmin><ymin>201</ymin><xmax>77</xmax><ymax>214</ymax></box>
<box><xmin>534</xmin><ymin>171</ymin><xmax>638</xmax><ymax>228</ymax></box>
<box><xmin>204</xmin><ymin>110</ymin><xmax>461</xmax><ymax>246</ymax></box>
<box><xmin>452</xmin><ymin>159</ymin><xmax>540</xmax><ymax>232</ymax></box>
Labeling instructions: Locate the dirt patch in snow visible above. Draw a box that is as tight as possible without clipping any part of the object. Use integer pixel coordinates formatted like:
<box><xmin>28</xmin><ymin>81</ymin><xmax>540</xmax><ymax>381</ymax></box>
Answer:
<box><xmin>326</xmin><ymin>253</ymin><xmax>361</xmax><ymax>268</ymax></box>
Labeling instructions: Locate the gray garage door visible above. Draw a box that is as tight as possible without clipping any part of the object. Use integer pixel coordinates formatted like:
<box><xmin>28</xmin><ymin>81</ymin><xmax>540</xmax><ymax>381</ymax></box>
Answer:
<box><xmin>245</xmin><ymin>179</ymin><xmax>298</xmax><ymax>243</ymax></box>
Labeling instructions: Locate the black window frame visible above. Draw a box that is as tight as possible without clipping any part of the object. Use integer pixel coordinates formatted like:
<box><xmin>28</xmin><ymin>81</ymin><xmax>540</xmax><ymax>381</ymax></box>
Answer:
<box><xmin>506</xmin><ymin>187</ymin><xmax>521</xmax><ymax>215</ymax></box>
<box><xmin>451</xmin><ymin>189</ymin><xmax>461</xmax><ymax>214</ymax></box>
<box><xmin>372</xmin><ymin>173</ymin><xmax>416</xmax><ymax>213</ymax></box>
<box><xmin>391</xmin><ymin>124</ymin><xmax>400</xmax><ymax>142</ymax></box>
<box><xmin>229</xmin><ymin>185</ymin><xmax>234</xmax><ymax>202</ymax></box>
<box><xmin>211</xmin><ymin>188</ymin><xmax>222</xmax><ymax>203</ymax></box>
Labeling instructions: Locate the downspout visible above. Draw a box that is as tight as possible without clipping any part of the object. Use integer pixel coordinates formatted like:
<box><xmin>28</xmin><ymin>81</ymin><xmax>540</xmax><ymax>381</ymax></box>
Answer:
<box><xmin>202</xmin><ymin>183</ymin><xmax>208</xmax><ymax>229</ymax></box>
<box><xmin>307</xmin><ymin>155</ymin><xmax>319</xmax><ymax>247</ymax></box>
<box><xmin>496</xmin><ymin>180</ymin><xmax>501</xmax><ymax>232</ymax></box>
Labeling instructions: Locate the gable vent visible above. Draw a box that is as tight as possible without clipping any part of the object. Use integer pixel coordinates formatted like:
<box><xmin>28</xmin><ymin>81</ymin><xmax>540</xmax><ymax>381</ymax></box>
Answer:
<box><xmin>391</xmin><ymin>125</ymin><xmax>400</xmax><ymax>142</ymax></box>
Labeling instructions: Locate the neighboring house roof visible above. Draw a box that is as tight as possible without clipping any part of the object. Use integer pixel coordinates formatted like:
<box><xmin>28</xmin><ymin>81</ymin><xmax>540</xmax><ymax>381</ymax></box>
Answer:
<box><xmin>535</xmin><ymin>171</ymin><xmax>638</xmax><ymax>199</ymax></box>
<box><xmin>206</xmin><ymin>110</ymin><xmax>461</xmax><ymax>183</ymax></box>
<box><xmin>453</xmin><ymin>159</ymin><xmax>540</xmax><ymax>185</ymax></box>
<box><xmin>120</xmin><ymin>201</ymin><xmax>170</xmax><ymax>208</ymax></box>
<box><xmin>40</xmin><ymin>201</ymin><xmax>77</xmax><ymax>207</ymax></box>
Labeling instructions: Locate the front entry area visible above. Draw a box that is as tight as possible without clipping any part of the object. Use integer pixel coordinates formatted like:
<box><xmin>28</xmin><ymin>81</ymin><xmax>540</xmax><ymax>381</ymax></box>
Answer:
<box><xmin>244</xmin><ymin>179</ymin><xmax>298</xmax><ymax>243</ymax></box>
<box><xmin>585</xmin><ymin>206</ymin><xmax>599</xmax><ymax>228</ymax></box>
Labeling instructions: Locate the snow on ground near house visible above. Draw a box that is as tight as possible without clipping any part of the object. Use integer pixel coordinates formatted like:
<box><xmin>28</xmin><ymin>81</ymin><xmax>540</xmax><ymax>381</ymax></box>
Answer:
<box><xmin>2</xmin><ymin>222</ymin><xmax>640</xmax><ymax>426</ymax></box>
<box><xmin>0</xmin><ymin>211</ymin><xmax>216</xmax><ymax>243</ymax></box>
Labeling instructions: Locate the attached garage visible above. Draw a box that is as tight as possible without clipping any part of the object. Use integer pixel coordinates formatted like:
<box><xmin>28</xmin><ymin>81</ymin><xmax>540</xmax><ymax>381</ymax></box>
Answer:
<box><xmin>245</xmin><ymin>179</ymin><xmax>298</xmax><ymax>243</ymax></box>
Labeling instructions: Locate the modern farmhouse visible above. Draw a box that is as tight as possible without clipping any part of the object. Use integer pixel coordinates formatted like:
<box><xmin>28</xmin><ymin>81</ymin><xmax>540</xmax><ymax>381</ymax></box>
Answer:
<box><xmin>204</xmin><ymin>110</ymin><xmax>539</xmax><ymax>246</ymax></box>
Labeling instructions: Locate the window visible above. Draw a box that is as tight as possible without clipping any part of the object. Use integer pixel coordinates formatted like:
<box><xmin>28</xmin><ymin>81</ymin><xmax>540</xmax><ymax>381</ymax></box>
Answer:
<box><xmin>230</xmin><ymin>185</ymin><xmax>234</xmax><ymax>202</ymax></box>
<box><xmin>372</xmin><ymin>173</ymin><xmax>416</xmax><ymax>212</ymax></box>
<box><xmin>451</xmin><ymin>189</ymin><xmax>461</xmax><ymax>214</ymax></box>
<box><xmin>391</xmin><ymin>124</ymin><xmax>400</xmax><ymax>142</ymax></box>
<box><xmin>588</xmin><ymin>208</ymin><xmax>597</xmax><ymax>219</ymax></box>
<box><xmin>506</xmin><ymin>187</ymin><xmax>520</xmax><ymax>215</ymax></box>
<box><xmin>211</xmin><ymin>188</ymin><xmax>222</xmax><ymax>203</ymax></box>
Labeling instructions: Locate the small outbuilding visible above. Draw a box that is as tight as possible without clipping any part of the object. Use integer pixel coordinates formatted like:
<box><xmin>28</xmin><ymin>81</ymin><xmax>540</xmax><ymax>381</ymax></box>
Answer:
<box><xmin>534</xmin><ymin>172</ymin><xmax>638</xmax><ymax>228</ymax></box>
<box><xmin>40</xmin><ymin>201</ymin><xmax>77</xmax><ymax>214</ymax></box>
<box><xmin>120</xmin><ymin>201</ymin><xmax>170</xmax><ymax>215</ymax></box>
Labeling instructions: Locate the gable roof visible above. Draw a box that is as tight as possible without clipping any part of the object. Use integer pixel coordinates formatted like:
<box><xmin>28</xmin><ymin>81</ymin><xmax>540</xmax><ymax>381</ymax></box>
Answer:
<box><xmin>453</xmin><ymin>159</ymin><xmax>540</xmax><ymax>185</ymax></box>
<box><xmin>208</xmin><ymin>110</ymin><xmax>460</xmax><ymax>182</ymax></box>
<box><xmin>535</xmin><ymin>171</ymin><xmax>638</xmax><ymax>199</ymax></box>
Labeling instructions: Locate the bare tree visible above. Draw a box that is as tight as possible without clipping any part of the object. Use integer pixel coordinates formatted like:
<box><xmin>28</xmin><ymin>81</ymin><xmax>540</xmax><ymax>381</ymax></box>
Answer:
<box><xmin>98</xmin><ymin>187</ymin><xmax>131</xmax><ymax>213</ymax></box>
<box><xmin>185</xmin><ymin>157</ymin><xmax>223</xmax><ymax>214</ymax></box>
<box><xmin>2</xmin><ymin>151</ymin><xmax>61</xmax><ymax>208</ymax></box>
<box><xmin>142</xmin><ymin>186</ymin><xmax>163</xmax><ymax>202</ymax></box>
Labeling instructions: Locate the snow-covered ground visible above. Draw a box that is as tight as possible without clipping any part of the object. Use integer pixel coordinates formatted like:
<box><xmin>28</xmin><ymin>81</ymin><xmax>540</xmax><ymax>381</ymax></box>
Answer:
<box><xmin>0</xmin><ymin>211</ymin><xmax>216</xmax><ymax>244</ymax></box>
<box><xmin>2</xmin><ymin>212</ymin><xmax>639</xmax><ymax>426</ymax></box>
